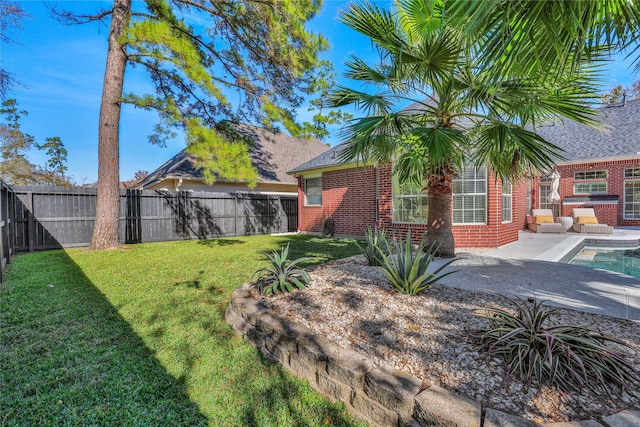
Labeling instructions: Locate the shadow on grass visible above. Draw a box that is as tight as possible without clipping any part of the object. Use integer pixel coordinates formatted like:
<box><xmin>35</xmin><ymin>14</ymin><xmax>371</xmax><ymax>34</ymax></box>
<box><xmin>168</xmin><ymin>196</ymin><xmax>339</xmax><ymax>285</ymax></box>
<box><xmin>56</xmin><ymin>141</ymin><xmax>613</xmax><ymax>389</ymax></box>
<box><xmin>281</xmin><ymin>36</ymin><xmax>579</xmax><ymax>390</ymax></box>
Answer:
<box><xmin>236</xmin><ymin>352</ymin><xmax>362</xmax><ymax>427</ymax></box>
<box><xmin>0</xmin><ymin>250</ymin><xmax>208</xmax><ymax>426</ymax></box>
<box><xmin>197</xmin><ymin>238</ymin><xmax>245</xmax><ymax>247</ymax></box>
<box><xmin>2</xmin><ymin>237</ymin><xmax>366</xmax><ymax>426</ymax></box>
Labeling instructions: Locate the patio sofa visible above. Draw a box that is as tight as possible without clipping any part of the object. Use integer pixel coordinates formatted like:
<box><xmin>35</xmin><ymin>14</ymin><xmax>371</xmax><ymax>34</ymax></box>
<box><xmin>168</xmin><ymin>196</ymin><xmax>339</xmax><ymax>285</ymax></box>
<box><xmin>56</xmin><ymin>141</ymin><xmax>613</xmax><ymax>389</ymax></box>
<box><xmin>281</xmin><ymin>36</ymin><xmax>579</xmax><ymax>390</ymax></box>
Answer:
<box><xmin>527</xmin><ymin>209</ymin><xmax>566</xmax><ymax>234</ymax></box>
<box><xmin>571</xmin><ymin>208</ymin><xmax>614</xmax><ymax>234</ymax></box>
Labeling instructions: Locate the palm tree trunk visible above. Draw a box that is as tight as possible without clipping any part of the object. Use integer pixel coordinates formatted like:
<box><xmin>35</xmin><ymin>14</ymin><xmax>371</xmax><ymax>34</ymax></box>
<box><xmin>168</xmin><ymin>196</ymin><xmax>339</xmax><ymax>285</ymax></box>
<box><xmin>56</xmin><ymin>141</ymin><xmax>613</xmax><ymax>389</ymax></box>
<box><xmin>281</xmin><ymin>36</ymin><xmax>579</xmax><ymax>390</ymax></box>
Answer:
<box><xmin>426</xmin><ymin>166</ymin><xmax>455</xmax><ymax>257</ymax></box>
<box><xmin>90</xmin><ymin>0</ymin><xmax>131</xmax><ymax>250</ymax></box>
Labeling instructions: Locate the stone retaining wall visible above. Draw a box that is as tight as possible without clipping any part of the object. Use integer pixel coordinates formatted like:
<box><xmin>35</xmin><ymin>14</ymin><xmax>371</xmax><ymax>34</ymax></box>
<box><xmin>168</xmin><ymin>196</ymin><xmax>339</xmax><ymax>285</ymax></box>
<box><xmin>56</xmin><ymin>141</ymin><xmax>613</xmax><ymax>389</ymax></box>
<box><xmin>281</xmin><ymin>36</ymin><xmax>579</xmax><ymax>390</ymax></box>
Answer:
<box><xmin>226</xmin><ymin>283</ymin><xmax>638</xmax><ymax>427</ymax></box>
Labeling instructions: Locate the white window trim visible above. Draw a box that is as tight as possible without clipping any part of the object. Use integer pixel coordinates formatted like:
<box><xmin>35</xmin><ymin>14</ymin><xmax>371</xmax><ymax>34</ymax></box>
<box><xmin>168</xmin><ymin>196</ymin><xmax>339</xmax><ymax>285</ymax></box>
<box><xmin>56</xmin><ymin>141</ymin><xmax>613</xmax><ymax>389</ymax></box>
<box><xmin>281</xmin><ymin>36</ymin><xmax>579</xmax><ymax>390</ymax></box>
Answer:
<box><xmin>303</xmin><ymin>175</ymin><xmax>322</xmax><ymax>206</ymax></box>
<box><xmin>391</xmin><ymin>170</ymin><xmax>429</xmax><ymax>224</ymax></box>
<box><xmin>623</xmin><ymin>168</ymin><xmax>640</xmax><ymax>220</ymax></box>
<box><xmin>573</xmin><ymin>181</ymin><xmax>607</xmax><ymax>195</ymax></box>
<box><xmin>501</xmin><ymin>180</ymin><xmax>512</xmax><ymax>224</ymax></box>
<box><xmin>452</xmin><ymin>166</ymin><xmax>488</xmax><ymax>225</ymax></box>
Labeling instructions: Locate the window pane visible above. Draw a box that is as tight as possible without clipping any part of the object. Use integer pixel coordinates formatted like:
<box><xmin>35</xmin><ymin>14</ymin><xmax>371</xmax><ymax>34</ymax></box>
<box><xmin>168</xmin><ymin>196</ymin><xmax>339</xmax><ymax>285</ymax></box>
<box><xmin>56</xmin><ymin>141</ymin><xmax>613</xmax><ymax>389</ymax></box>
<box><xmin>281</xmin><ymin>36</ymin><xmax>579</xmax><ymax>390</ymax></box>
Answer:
<box><xmin>624</xmin><ymin>180</ymin><xmax>640</xmax><ymax>219</ymax></box>
<box><xmin>574</xmin><ymin>182</ymin><xmax>607</xmax><ymax>195</ymax></box>
<box><xmin>575</xmin><ymin>170</ymin><xmax>606</xmax><ymax>180</ymax></box>
<box><xmin>392</xmin><ymin>170</ymin><xmax>428</xmax><ymax>223</ymax></box>
<box><xmin>625</xmin><ymin>168</ymin><xmax>640</xmax><ymax>178</ymax></box>
<box><xmin>452</xmin><ymin>165</ymin><xmax>487</xmax><ymax>224</ymax></box>
<box><xmin>305</xmin><ymin>177</ymin><xmax>322</xmax><ymax>205</ymax></box>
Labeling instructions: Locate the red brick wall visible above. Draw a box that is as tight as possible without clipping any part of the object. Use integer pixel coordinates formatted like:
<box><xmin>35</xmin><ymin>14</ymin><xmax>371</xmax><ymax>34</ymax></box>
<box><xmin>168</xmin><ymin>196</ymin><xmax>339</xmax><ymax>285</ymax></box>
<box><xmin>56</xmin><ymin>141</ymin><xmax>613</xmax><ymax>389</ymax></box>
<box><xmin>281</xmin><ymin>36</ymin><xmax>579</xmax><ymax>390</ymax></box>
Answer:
<box><xmin>532</xmin><ymin>158</ymin><xmax>640</xmax><ymax>226</ymax></box>
<box><xmin>376</xmin><ymin>164</ymin><xmax>524</xmax><ymax>248</ymax></box>
<box><xmin>298</xmin><ymin>163</ymin><xmax>525</xmax><ymax>248</ymax></box>
<box><xmin>297</xmin><ymin>167</ymin><xmax>378</xmax><ymax>237</ymax></box>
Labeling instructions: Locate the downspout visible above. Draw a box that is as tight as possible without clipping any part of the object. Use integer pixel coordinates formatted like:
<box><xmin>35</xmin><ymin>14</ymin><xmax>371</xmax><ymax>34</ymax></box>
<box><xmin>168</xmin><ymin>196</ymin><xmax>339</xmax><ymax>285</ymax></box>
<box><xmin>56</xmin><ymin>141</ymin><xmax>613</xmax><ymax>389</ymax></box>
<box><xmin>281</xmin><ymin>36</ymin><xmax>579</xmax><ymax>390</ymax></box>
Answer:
<box><xmin>375</xmin><ymin>167</ymin><xmax>380</xmax><ymax>226</ymax></box>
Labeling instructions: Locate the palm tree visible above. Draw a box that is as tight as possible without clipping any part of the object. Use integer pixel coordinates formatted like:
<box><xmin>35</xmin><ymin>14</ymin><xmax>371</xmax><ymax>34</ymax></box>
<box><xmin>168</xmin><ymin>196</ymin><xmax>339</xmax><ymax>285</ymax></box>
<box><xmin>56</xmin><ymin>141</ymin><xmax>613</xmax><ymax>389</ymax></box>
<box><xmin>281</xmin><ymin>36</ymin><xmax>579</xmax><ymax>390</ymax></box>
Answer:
<box><xmin>447</xmin><ymin>0</ymin><xmax>640</xmax><ymax>78</ymax></box>
<box><xmin>328</xmin><ymin>0</ymin><xmax>603</xmax><ymax>257</ymax></box>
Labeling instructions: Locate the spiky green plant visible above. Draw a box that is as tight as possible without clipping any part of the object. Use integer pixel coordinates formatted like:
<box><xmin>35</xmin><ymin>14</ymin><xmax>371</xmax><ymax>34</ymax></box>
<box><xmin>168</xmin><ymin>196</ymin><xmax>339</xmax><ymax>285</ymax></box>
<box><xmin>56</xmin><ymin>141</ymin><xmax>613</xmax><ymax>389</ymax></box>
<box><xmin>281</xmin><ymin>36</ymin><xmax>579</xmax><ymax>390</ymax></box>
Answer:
<box><xmin>361</xmin><ymin>227</ymin><xmax>389</xmax><ymax>266</ymax></box>
<box><xmin>253</xmin><ymin>243</ymin><xmax>313</xmax><ymax>295</ymax></box>
<box><xmin>474</xmin><ymin>297</ymin><xmax>640</xmax><ymax>393</ymax></box>
<box><xmin>375</xmin><ymin>232</ymin><xmax>456</xmax><ymax>295</ymax></box>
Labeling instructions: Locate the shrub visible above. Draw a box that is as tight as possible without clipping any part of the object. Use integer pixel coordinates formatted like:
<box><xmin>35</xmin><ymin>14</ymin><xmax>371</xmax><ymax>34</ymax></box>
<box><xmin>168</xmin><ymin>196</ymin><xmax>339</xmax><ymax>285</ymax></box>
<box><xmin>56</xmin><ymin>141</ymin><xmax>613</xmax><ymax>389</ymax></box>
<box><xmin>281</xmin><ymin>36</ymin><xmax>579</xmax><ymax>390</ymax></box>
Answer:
<box><xmin>361</xmin><ymin>227</ymin><xmax>389</xmax><ymax>266</ymax></box>
<box><xmin>253</xmin><ymin>243</ymin><xmax>313</xmax><ymax>295</ymax></box>
<box><xmin>473</xmin><ymin>296</ymin><xmax>640</xmax><ymax>393</ymax></box>
<box><xmin>375</xmin><ymin>232</ymin><xmax>456</xmax><ymax>295</ymax></box>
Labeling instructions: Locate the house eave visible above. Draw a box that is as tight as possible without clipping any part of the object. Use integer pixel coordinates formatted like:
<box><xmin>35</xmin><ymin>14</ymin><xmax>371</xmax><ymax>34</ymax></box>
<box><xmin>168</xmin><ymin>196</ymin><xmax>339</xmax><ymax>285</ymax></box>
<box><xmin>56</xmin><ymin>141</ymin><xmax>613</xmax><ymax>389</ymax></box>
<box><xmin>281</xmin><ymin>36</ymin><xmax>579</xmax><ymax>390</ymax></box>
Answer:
<box><xmin>555</xmin><ymin>154</ymin><xmax>640</xmax><ymax>167</ymax></box>
<box><xmin>289</xmin><ymin>161</ymin><xmax>372</xmax><ymax>177</ymax></box>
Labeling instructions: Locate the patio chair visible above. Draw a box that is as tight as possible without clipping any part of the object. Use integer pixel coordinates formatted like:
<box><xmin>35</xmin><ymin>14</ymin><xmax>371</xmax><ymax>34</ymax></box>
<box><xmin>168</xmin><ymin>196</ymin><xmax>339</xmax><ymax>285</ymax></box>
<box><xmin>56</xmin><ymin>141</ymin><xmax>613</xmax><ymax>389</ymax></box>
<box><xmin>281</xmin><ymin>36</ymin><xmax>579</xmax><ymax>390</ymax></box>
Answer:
<box><xmin>527</xmin><ymin>209</ymin><xmax>566</xmax><ymax>233</ymax></box>
<box><xmin>571</xmin><ymin>208</ymin><xmax>613</xmax><ymax>234</ymax></box>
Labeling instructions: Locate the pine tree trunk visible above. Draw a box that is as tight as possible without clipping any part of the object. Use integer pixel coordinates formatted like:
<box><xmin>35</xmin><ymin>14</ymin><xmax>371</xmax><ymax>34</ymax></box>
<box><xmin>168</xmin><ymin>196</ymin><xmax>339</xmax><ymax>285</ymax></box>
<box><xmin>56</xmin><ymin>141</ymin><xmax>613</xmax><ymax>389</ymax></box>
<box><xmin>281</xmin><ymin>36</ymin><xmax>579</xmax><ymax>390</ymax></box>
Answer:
<box><xmin>90</xmin><ymin>0</ymin><xmax>131</xmax><ymax>250</ymax></box>
<box><xmin>426</xmin><ymin>165</ymin><xmax>455</xmax><ymax>258</ymax></box>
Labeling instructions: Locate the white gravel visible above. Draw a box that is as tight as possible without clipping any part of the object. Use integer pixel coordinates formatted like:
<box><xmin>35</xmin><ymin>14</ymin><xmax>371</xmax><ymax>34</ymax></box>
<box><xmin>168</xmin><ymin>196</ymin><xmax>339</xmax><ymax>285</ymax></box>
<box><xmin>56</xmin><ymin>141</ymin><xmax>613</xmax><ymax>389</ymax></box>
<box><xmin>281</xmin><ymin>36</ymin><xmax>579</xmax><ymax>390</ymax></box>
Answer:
<box><xmin>259</xmin><ymin>255</ymin><xmax>640</xmax><ymax>424</ymax></box>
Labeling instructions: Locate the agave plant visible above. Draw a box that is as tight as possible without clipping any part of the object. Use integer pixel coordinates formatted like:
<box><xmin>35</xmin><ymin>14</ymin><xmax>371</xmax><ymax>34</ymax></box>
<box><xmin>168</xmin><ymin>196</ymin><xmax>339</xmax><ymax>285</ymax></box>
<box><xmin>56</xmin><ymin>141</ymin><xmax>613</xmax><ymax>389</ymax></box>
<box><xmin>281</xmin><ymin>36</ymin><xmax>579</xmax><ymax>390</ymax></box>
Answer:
<box><xmin>375</xmin><ymin>232</ymin><xmax>456</xmax><ymax>295</ymax></box>
<box><xmin>253</xmin><ymin>243</ymin><xmax>313</xmax><ymax>295</ymax></box>
<box><xmin>474</xmin><ymin>296</ymin><xmax>640</xmax><ymax>393</ymax></box>
<box><xmin>361</xmin><ymin>227</ymin><xmax>389</xmax><ymax>266</ymax></box>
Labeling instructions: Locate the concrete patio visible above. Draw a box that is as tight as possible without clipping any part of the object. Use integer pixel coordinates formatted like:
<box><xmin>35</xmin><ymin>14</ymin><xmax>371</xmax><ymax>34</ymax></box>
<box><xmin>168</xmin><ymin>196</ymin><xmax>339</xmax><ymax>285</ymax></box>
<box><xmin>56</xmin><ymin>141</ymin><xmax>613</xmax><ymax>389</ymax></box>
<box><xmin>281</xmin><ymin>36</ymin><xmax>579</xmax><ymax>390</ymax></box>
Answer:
<box><xmin>435</xmin><ymin>228</ymin><xmax>640</xmax><ymax>322</ymax></box>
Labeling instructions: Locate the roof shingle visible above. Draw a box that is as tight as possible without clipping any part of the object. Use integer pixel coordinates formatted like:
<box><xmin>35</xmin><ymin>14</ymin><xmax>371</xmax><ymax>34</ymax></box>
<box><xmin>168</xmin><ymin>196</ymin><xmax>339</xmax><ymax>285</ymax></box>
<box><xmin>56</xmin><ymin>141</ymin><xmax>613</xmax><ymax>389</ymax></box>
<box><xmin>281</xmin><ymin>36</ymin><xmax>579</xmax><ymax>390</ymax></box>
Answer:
<box><xmin>535</xmin><ymin>99</ymin><xmax>640</xmax><ymax>162</ymax></box>
<box><xmin>138</xmin><ymin>124</ymin><xmax>329</xmax><ymax>188</ymax></box>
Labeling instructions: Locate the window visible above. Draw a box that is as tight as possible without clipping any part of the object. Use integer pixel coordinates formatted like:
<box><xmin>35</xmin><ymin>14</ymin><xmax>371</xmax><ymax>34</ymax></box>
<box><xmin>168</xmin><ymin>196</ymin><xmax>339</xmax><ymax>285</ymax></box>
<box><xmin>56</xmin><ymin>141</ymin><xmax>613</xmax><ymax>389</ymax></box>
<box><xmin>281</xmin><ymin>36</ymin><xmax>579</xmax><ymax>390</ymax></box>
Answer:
<box><xmin>538</xmin><ymin>184</ymin><xmax>560</xmax><ymax>217</ymax></box>
<box><xmin>574</xmin><ymin>182</ymin><xmax>607</xmax><ymax>194</ymax></box>
<box><xmin>574</xmin><ymin>170</ymin><xmax>607</xmax><ymax>195</ymax></box>
<box><xmin>392</xmin><ymin>174</ymin><xmax>428</xmax><ymax>223</ymax></box>
<box><xmin>304</xmin><ymin>177</ymin><xmax>322</xmax><ymax>205</ymax></box>
<box><xmin>624</xmin><ymin>168</ymin><xmax>640</xmax><ymax>220</ymax></box>
<box><xmin>391</xmin><ymin>164</ymin><xmax>487</xmax><ymax>224</ymax></box>
<box><xmin>502</xmin><ymin>180</ymin><xmax>512</xmax><ymax>223</ymax></box>
<box><xmin>575</xmin><ymin>170</ymin><xmax>607</xmax><ymax>180</ymax></box>
<box><xmin>452</xmin><ymin>165</ymin><xmax>487</xmax><ymax>224</ymax></box>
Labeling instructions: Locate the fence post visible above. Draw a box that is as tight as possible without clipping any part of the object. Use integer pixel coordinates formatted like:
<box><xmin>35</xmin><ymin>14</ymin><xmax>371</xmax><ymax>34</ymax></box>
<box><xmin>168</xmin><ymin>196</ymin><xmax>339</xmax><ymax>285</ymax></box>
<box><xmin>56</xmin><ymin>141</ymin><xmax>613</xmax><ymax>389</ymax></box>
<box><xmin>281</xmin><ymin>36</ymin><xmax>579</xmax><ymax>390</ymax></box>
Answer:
<box><xmin>234</xmin><ymin>193</ymin><xmax>238</xmax><ymax>237</ymax></box>
<box><xmin>0</xmin><ymin>183</ymin><xmax>5</xmax><ymax>282</ymax></box>
<box><xmin>26</xmin><ymin>191</ymin><xmax>35</xmax><ymax>252</ymax></box>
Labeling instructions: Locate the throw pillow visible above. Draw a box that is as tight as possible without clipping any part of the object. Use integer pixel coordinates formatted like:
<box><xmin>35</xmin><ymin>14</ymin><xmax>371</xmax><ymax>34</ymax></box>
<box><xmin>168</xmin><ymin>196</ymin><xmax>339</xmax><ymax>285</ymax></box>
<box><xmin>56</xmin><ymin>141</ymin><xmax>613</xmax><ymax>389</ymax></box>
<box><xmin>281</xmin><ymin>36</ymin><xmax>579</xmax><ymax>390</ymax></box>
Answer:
<box><xmin>535</xmin><ymin>215</ymin><xmax>554</xmax><ymax>224</ymax></box>
<box><xmin>577</xmin><ymin>216</ymin><xmax>599</xmax><ymax>224</ymax></box>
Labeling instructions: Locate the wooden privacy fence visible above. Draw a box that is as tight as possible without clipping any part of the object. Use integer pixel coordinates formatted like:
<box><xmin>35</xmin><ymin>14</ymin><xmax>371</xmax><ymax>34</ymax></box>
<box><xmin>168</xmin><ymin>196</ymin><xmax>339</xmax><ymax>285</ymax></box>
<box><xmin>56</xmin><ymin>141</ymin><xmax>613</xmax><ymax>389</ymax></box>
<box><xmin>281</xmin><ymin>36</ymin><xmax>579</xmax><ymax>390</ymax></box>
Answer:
<box><xmin>11</xmin><ymin>186</ymin><xmax>298</xmax><ymax>252</ymax></box>
<box><xmin>1</xmin><ymin>181</ymin><xmax>17</xmax><ymax>281</ymax></box>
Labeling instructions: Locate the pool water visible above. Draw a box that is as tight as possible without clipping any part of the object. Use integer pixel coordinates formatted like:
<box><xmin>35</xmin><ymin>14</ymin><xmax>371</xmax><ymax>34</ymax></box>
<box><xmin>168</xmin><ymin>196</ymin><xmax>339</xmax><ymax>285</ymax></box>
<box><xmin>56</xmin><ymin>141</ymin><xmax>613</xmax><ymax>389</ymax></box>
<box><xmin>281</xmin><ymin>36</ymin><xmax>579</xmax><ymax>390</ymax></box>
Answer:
<box><xmin>568</xmin><ymin>246</ymin><xmax>640</xmax><ymax>280</ymax></box>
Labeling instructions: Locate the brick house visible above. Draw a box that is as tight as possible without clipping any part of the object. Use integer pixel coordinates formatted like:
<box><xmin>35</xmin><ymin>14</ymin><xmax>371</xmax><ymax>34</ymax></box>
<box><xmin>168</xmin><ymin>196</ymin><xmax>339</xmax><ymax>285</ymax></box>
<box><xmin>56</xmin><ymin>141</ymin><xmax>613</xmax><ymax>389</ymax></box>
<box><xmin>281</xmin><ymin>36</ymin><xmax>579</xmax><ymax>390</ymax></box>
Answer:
<box><xmin>533</xmin><ymin>99</ymin><xmax>640</xmax><ymax>228</ymax></box>
<box><xmin>289</xmin><ymin>100</ymin><xmax>639</xmax><ymax>248</ymax></box>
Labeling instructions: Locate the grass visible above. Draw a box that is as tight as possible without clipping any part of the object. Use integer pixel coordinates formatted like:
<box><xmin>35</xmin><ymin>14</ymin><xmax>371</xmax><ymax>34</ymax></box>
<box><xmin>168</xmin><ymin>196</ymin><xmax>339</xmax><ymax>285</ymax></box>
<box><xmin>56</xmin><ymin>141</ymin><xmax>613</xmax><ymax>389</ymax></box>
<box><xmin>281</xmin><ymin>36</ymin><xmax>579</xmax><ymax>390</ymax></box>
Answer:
<box><xmin>0</xmin><ymin>235</ymin><xmax>367</xmax><ymax>426</ymax></box>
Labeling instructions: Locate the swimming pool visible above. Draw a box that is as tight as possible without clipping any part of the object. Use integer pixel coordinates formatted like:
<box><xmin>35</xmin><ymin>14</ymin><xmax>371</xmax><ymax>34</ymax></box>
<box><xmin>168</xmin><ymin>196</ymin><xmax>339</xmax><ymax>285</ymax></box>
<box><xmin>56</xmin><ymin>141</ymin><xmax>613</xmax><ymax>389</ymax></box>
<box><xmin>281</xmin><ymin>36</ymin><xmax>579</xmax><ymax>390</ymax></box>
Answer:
<box><xmin>568</xmin><ymin>245</ymin><xmax>640</xmax><ymax>280</ymax></box>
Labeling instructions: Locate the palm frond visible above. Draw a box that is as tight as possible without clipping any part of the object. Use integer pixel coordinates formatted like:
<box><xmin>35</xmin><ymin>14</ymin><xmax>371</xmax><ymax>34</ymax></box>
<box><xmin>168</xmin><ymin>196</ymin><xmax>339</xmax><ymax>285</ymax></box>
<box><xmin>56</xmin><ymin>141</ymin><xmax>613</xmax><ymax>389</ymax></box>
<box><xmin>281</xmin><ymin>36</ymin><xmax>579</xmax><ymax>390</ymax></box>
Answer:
<box><xmin>343</xmin><ymin>55</ymin><xmax>390</xmax><ymax>84</ymax></box>
<box><xmin>471</xmin><ymin>122</ymin><xmax>565</xmax><ymax>181</ymax></box>
<box><xmin>338</xmin><ymin>1</ymin><xmax>405</xmax><ymax>53</ymax></box>
<box><xmin>448</xmin><ymin>0</ymin><xmax>640</xmax><ymax>78</ymax></box>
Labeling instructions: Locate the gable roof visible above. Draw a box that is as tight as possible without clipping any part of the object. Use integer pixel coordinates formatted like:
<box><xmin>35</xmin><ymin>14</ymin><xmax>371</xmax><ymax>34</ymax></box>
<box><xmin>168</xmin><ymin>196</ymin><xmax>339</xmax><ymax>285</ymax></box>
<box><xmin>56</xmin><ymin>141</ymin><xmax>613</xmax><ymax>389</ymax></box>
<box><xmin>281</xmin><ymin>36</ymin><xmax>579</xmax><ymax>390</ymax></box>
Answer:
<box><xmin>289</xmin><ymin>99</ymin><xmax>640</xmax><ymax>176</ymax></box>
<box><xmin>535</xmin><ymin>99</ymin><xmax>640</xmax><ymax>163</ymax></box>
<box><xmin>288</xmin><ymin>143</ymin><xmax>358</xmax><ymax>174</ymax></box>
<box><xmin>137</xmin><ymin>124</ymin><xmax>329</xmax><ymax>189</ymax></box>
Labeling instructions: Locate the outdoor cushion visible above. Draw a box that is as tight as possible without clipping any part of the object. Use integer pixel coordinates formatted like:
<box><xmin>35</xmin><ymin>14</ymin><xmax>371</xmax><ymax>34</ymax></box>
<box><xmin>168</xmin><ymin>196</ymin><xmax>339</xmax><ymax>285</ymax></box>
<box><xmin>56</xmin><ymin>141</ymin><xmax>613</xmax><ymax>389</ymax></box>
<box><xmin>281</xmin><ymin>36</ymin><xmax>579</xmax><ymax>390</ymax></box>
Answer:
<box><xmin>535</xmin><ymin>215</ymin><xmax>554</xmax><ymax>224</ymax></box>
<box><xmin>577</xmin><ymin>216</ymin><xmax>599</xmax><ymax>224</ymax></box>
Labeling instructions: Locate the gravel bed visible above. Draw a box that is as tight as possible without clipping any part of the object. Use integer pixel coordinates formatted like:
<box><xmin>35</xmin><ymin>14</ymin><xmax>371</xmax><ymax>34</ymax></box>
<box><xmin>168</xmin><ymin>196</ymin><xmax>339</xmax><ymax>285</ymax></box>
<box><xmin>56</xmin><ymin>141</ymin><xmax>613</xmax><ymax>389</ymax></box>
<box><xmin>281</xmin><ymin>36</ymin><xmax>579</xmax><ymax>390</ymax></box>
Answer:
<box><xmin>259</xmin><ymin>255</ymin><xmax>640</xmax><ymax>423</ymax></box>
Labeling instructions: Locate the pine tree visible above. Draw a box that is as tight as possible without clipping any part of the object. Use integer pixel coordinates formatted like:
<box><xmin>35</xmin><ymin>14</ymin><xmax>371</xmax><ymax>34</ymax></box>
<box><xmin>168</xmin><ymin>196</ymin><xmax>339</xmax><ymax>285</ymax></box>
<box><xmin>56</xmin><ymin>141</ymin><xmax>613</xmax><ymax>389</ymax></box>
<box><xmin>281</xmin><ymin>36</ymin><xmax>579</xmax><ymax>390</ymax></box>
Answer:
<box><xmin>57</xmin><ymin>0</ymin><xmax>330</xmax><ymax>249</ymax></box>
<box><xmin>0</xmin><ymin>99</ymin><xmax>38</xmax><ymax>185</ymax></box>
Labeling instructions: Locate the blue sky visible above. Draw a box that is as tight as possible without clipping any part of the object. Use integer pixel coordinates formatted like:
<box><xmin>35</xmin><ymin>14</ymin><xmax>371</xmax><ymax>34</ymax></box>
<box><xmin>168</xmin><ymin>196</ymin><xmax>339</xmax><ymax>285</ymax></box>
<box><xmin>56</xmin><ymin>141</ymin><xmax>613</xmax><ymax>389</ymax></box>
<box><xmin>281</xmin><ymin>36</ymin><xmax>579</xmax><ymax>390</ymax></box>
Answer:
<box><xmin>3</xmin><ymin>1</ymin><xmax>638</xmax><ymax>184</ymax></box>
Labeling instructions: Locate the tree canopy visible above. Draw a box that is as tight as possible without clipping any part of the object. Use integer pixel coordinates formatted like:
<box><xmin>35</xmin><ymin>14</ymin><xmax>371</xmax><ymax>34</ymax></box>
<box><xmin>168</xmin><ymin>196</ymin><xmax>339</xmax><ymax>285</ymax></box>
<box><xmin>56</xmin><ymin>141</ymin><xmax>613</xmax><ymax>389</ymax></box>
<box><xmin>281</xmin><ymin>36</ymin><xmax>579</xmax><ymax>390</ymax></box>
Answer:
<box><xmin>0</xmin><ymin>99</ymin><xmax>70</xmax><ymax>186</ymax></box>
<box><xmin>57</xmin><ymin>0</ymin><xmax>332</xmax><ymax>248</ymax></box>
<box><xmin>601</xmin><ymin>80</ymin><xmax>640</xmax><ymax>104</ymax></box>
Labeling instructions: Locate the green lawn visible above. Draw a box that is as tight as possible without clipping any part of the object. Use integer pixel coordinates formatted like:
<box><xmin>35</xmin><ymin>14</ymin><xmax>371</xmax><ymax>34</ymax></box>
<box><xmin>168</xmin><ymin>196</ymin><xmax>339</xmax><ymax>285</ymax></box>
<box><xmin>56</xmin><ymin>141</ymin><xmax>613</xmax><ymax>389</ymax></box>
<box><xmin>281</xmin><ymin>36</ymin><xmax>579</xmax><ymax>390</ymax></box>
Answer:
<box><xmin>1</xmin><ymin>235</ymin><xmax>367</xmax><ymax>426</ymax></box>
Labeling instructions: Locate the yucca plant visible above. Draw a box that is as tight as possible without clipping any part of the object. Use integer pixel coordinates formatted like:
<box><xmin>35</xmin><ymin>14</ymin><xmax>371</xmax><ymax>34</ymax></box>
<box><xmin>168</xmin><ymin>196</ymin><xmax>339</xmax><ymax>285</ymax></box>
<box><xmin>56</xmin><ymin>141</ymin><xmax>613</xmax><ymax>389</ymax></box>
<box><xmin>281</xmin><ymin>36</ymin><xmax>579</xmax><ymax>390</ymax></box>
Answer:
<box><xmin>361</xmin><ymin>227</ymin><xmax>389</xmax><ymax>266</ymax></box>
<box><xmin>375</xmin><ymin>232</ymin><xmax>457</xmax><ymax>295</ymax></box>
<box><xmin>474</xmin><ymin>297</ymin><xmax>640</xmax><ymax>393</ymax></box>
<box><xmin>252</xmin><ymin>243</ymin><xmax>313</xmax><ymax>295</ymax></box>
